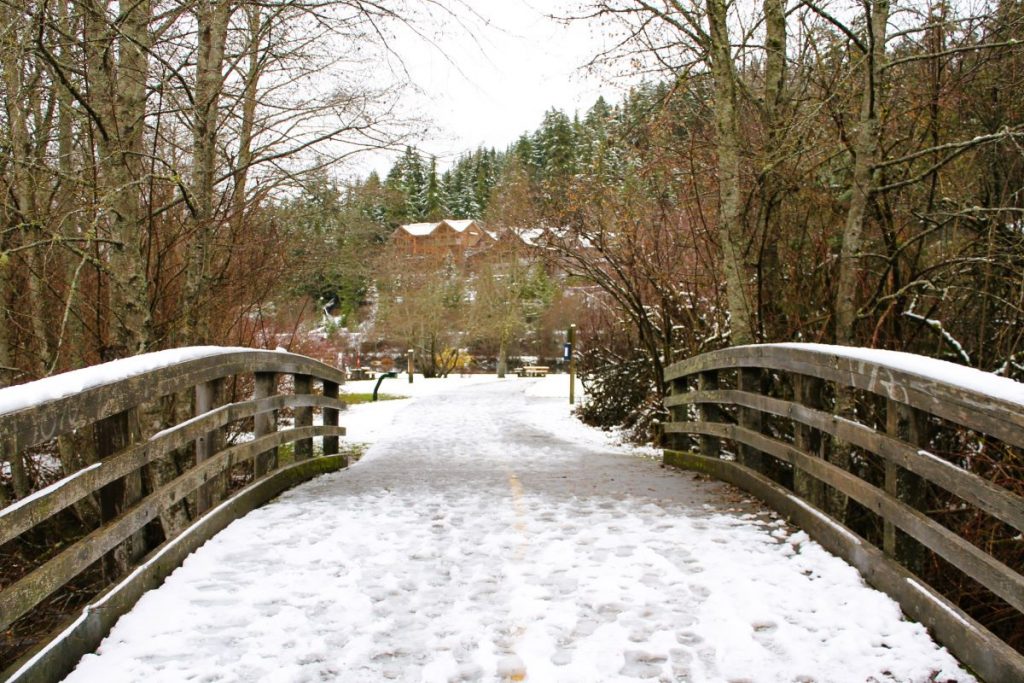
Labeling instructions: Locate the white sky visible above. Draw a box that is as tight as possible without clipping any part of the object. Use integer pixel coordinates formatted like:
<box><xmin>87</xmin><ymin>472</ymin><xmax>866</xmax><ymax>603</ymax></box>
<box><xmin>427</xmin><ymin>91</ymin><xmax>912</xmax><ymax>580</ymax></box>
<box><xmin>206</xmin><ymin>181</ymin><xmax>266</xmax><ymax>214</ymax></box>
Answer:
<box><xmin>355</xmin><ymin>0</ymin><xmax>627</xmax><ymax>177</ymax></box>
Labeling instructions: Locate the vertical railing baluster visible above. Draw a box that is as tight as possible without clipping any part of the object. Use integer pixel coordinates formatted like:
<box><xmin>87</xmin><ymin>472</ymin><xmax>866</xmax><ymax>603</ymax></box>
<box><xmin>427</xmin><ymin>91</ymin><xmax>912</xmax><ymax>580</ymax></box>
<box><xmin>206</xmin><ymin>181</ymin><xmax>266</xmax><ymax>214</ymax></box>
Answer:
<box><xmin>322</xmin><ymin>380</ymin><xmax>341</xmax><ymax>462</ymax></box>
<box><xmin>95</xmin><ymin>408</ymin><xmax>145</xmax><ymax>575</ymax></box>
<box><xmin>793</xmin><ymin>374</ymin><xmax>826</xmax><ymax>510</ymax></box>
<box><xmin>195</xmin><ymin>378</ymin><xmax>224</xmax><ymax>514</ymax></box>
<box><xmin>885</xmin><ymin>398</ymin><xmax>928</xmax><ymax>573</ymax></box>
<box><xmin>254</xmin><ymin>372</ymin><xmax>278</xmax><ymax>477</ymax></box>
<box><xmin>698</xmin><ymin>370</ymin><xmax>722</xmax><ymax>458</ymax></box>
<box><xmin>665</xmin><ymin>376</ymin><xmax>686</xmax><ymax>452</ymax></box>
<box><xmin>737</xmin><ymin>367</ymin><xmax>764</xmax><ymax>473</ymax></box>
<box><xmin>294</xmin><ymin>374</ymin><xmax>313</xmax><ymax>460</ymax></box>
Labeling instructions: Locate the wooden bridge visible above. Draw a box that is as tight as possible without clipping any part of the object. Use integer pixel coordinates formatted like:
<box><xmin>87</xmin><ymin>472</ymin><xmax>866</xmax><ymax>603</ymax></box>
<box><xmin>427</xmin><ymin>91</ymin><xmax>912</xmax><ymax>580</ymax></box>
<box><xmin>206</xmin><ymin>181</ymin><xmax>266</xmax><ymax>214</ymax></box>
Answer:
<box><xmin>1</xmin><ymin>344</ymin><xmax>1022</xmax><ymax>681</ymax></box>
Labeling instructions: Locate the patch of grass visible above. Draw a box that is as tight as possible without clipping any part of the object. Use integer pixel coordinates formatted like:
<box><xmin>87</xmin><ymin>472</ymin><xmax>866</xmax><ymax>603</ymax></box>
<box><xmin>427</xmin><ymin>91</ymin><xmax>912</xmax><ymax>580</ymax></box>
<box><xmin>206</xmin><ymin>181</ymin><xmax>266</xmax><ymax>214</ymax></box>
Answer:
<box><xmin>342</xmin><ymin>442</ymin><xmax>370</xmax><ymax>463</ymax></box>
<box><xmin>341</xmin><ymin>393</ymin><xmax>407</xmax><ymax>404</ymax></box>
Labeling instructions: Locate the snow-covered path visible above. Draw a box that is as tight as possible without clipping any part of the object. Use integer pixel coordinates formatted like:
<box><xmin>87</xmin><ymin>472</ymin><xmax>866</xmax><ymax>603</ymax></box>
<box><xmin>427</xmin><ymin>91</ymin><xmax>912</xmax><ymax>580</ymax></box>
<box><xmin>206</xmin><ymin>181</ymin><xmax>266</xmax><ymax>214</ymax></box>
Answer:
<box><xmin>66</xmin><ymin>377</ymin><xmax>971</xmax><ymax>682</ymax></box>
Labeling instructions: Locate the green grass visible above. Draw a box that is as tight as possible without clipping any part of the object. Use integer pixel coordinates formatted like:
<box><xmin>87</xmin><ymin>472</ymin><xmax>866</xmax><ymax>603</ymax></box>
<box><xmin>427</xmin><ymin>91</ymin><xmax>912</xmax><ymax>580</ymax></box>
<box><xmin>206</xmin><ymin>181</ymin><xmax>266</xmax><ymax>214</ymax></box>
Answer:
<box><xmin>277</xmin><ymin>441</ymin><xmax>369</xmax><ymax>467</ymax></box>
<box><xmin>341</xmin><ymin>392</ymin><xmax>407</xmax><ymax>404</ymax></box>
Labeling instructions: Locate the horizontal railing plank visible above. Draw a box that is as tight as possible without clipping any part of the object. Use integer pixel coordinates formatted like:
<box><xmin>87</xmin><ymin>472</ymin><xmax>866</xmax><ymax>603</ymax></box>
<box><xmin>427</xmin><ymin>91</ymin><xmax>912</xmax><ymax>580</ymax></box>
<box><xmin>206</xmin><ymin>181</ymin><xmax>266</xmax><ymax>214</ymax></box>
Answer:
<box><xmin>0</xmin><ymin>425</ymin><xmax>345</xmax><ymax>632</ymax></box>
<box><xmin>662</xmin><ymin>449</ymin><xmax>1024</xmax><ymax>683</ymax></box>
<box><xmin>665</xmin><ymin>420</ymin><xmax>1024</xmax><ymax>614</ymax></box>
<box><xmin>2</xmin><ymin>454</ymin><xmax>349</xmax><ymax>683</ymax></box>
<box><xmin>665</xmin><ymin>344</ymin><xmax>1024</xmax><ymax>448</ymax></box>
<box><xmin>667</xmin><ymin>389</ymin><xmax>1024</xmax><ymax>533</ymax></box>
<box><xmin>0</xmin><ymin>350</ymin><xmax>346</xmax><ymax>454</ymax></box>
<box><xmin>0</xmin><ymin>395</ymin><xmax>347</xmax><ymax>545</ymax></box>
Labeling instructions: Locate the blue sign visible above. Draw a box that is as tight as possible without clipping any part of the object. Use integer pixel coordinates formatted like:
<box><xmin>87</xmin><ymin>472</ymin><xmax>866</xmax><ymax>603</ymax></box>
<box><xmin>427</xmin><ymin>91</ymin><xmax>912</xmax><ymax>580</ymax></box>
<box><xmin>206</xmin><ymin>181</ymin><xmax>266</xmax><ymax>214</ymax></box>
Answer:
<box><xmin>563</xmin><ymin>343</ymin><xmax>572</xmax><ymax>360</ymax></box>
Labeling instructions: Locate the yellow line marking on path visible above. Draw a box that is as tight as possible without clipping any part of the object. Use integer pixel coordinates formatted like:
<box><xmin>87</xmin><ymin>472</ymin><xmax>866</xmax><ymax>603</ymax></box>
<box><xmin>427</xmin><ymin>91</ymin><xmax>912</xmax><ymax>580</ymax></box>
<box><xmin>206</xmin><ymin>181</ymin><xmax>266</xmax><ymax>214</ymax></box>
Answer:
<box><xmin>504</xmin><ymin>469</ymin><xmax>530</xmax><ymax>681</ymax></box>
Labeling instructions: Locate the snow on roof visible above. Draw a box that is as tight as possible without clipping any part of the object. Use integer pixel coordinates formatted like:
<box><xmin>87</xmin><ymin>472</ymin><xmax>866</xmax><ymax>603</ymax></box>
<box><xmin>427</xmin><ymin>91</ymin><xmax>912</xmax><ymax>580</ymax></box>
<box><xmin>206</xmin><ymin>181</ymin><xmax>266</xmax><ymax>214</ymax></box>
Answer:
<box><xmin>516</xmin><ymin>228</ymin><xmax>546</xmax><ymax>246</ymax></box>
<box><xmin>0</xmin><ymin>346</ymin><xmax>261</xmax><ymax>415</ymax></box>
<box><xmin>441</xmin><ymin>219</ymin><xmax>478</xmax><ymax>233</ymax></box>
<box><xmin>398</xmin><ymin>220</ymin><xmax>483</xmax><ymax>237</ymax></box>
<box><xmin>399</xmin><ymin>222</ymin><xmax>439</xmax><ymax>237</ymax></box>
<box><xmin>771</xmin><ymin>343</ymin><xmax>1024</xmax><ymax>408</ymax></box>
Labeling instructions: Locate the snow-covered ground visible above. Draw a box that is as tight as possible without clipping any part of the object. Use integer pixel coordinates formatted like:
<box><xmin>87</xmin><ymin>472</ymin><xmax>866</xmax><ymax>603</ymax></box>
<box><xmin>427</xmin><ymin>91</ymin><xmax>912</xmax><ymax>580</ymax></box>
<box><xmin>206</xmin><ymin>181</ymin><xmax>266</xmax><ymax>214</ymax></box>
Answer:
<box><xmin>64</xmin><ymin>376</ymin><xmax>971</xmax><ymax>683</ymax></box>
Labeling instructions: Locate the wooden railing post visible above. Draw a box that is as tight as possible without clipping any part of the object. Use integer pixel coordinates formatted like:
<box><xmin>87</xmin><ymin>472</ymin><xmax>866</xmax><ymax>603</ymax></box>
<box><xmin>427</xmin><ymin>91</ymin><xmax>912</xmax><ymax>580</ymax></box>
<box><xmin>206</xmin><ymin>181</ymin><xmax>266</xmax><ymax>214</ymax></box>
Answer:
<box><xmin>665</xmin><ymin>378</ymin><xmax>688</xmax><ymax>451</ymax></box>
<box><xmin>737</xmin><ymin>368</ymin><xmax>764</xmax><ymax>473</ymax></box>
<box><xmin>793</xmin><ymin>374</ymin><xmax>826</xmax><ymax>510</ymax></box>
<box><xmin>322</xmin><ymin>380</ymin><xmax>341</xmax><ymax>461</ymax></box>
<box><xmin>254</xmin><ymin>372</ymin><xmax>278</xmax><ymax>477</ymax></box>
<box><xmin>294</xmin><ymin>374</ymin><xmax>313</xmax><ymax>460</ymax></box>
<box><xmin>94</xmin><ymin>409</ymin><xmax>146</xmax><ymax>576</ymax></box>
<box><xmin>698</xmin><ymin>370</ymin><xmax>722</xmax><ymax>458</ymax></box>
<box><xmin>195</xmin><ymin>378</ymin><xmax>225</xmax><ymax>514</ymax></box>
<box><xmin>885</xmin><ymin>399</ymin><xmax>928</xmax><ymax>573</ymax></box>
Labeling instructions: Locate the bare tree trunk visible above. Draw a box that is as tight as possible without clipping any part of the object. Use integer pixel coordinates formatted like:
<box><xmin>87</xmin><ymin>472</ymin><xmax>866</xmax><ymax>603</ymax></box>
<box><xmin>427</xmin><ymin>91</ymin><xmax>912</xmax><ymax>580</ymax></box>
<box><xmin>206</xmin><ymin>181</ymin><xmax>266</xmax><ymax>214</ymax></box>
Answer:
<box><xmin>497</xmin><ymin>337</ymin><xmax>508</xmax><ymax>378</ymax></box>
<box><xmin>230</xmin><ymin>3</ymin><xmax>263</xmax><ymax>234</ymax></box>
<box><xmin>707</xmin><ymin>0</ymin><xmax>755</xmax><ymax>346</ymax></box>
<box><xmin>2</xmin><ymin>23</ymin><xmax>52</xmax><ymax>375</ymax></box>
<box><xmin>835</xmin><ymin>0</ymin><xmax>889</xmax><ymax>346</ymax></box>
<box><xmin>0</xmin><ymin>265</ymin><xmax>12</xmax><ymax>389</ymax></box>
<box><xmin>81</xmin><ymin>0</ymin><xmax>153</xmax><ymax>356</ymax></box>
<box><xmin>826</xmin><ymin>0</ymin><xmax>891</xmax><ymax>526</ymax></box>
<box><xmin>755</xmin><ymin>0</ymin><xmax>787</xmax><ymax>339</ymax></box>
<box><xmin>186</xmin><ymin>0</ymin><xmax>232</xmax><ymax>344</ymax></box>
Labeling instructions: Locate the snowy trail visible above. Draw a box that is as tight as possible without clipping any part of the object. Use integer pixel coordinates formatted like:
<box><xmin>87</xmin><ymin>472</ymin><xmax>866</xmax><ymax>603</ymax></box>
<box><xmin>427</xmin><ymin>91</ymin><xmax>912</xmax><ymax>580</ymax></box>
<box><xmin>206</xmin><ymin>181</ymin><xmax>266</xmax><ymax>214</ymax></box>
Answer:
<box><xmin>65</xmin><ymin>378</ymin><xmax>971</xmax><ymax>682</ymax></box>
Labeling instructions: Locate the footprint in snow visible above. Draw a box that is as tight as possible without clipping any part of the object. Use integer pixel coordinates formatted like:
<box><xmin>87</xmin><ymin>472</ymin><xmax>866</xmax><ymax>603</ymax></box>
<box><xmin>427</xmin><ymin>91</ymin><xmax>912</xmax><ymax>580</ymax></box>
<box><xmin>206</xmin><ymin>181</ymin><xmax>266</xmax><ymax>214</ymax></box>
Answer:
<box><xmin>620</xmin><ymin>649</ymin><xmax>668</xmax><ymax>678</ymax></box>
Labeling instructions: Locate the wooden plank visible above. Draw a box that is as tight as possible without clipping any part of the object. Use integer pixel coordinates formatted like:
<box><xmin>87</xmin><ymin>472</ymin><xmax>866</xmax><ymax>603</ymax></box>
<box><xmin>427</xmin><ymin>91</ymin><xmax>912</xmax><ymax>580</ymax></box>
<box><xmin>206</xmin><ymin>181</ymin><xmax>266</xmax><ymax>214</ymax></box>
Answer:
<box><xmin>293</xmin><ymin>375</ymin><xmax>313</xmax><ymax>461</ymax></box>
<box><xmin>322</xmin><ymin>381</ymin><xmax>340</xmax><ymax>458</ymax></box>
<box><xmin>0</xmin><ymin>350</ymin><xmax>347</xmax><ymax>455</ymax></box>
<box><xmin>253</xmin><ymin>373</ymin><xmax>278</xmax><ymax>477</ymax></box>
<box><xmin>697</xmin><ymin>372</ymin><xmax>722</xmax><ymax>459</ymax></box>
<box><xmin>668</xmin><ymin>388</ymin><xmax>1024</xmax><ymax>533</ymax></box>
<box><xmin>736</xmin><ymin>368</ymin><xmax>764</xmax><ymax>473</ymax></box>
<box><xmin>885</xmin><ymin>399</ymin><xmax>928</xmax><ymax>572</ymax></box>
<box><xmin>666</xmin><ymin>420</ymin><xmax>1024</xmax><ymax>614</ymax></box>
<box><xmin>664</xmin><ymin>377</ymin><xmax>692</xmax><ymax>452</ymax></box>
<box><xmin>662</xmin><ymin>449</ymin><xmax>1024</xmax><ymax>683</ymax></box>
<box><xmin>0</xmin><ymin>425</ymin><xmax>346</xmax><ymax>632</ymax></box>
<box><xmin>792</xmin><ymin>375</ymin><xmax>826</xmax><ymax>510</ymax></box>
<box><xmin>665</xmin><ymin>345</ymin><xmax>1024</xmax><ymax>449</ymax></box>
<box><xmin>2</xmin><ymin>454</ymin><xmax>348</xmax><ymax>683</ymax></box>
<box><xmin>195</xmin><ymin>378</ymin><xmax>225</xmax><ymax>514</ymax></box>
<box><xmin>94</xmin><ymin>409</ymin><xmax>146</xmax><ymax>574</ymax></box>
<box><xmin>0</xmin><ymin>394</ymin><xmax>345</xmax><ymax>546</ymax></box>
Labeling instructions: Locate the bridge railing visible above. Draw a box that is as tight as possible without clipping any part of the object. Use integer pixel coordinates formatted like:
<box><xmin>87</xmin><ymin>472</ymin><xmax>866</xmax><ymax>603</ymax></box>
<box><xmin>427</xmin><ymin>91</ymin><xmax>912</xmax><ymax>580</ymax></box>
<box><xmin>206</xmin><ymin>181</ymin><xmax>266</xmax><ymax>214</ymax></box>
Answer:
<box><xmin>0</xmin><ymin>347</ymin><xmax>347</xmax><ymax>680</ymax></box>
<box><xmin>663</xmin><ymin>343</ymin><xmax>1023</xmax><ymax>683</ymax></box>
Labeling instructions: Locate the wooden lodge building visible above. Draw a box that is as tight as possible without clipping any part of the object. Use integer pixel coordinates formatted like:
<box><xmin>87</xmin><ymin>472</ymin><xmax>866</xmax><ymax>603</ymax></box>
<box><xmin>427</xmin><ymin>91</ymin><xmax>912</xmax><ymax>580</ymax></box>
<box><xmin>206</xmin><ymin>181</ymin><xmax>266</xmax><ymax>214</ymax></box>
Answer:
<box><xmin>391</xmin><ymin>219</ymin><xmax>492</xmax><ymax>257</ymax></box>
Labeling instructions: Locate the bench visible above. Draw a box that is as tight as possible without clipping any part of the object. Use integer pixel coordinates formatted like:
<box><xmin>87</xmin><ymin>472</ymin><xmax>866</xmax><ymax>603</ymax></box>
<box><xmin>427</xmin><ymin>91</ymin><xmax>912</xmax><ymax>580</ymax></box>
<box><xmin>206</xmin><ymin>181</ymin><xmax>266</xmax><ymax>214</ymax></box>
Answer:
<box><xmin>348</xmin><ymin>367</ymin><xmax>376</xmax><ymax>381</ymax></box>
<box><xmin>516</xmin><ymin>365</ymin><xmax>549</xmax><ymax>377</ymax></box>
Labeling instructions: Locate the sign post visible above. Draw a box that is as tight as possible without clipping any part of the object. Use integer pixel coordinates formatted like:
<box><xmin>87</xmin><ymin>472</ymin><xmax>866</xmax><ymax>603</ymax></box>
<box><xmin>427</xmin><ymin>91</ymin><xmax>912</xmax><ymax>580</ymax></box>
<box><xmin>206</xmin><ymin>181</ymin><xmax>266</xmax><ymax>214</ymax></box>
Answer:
<box><xmin>567</xmin><ymin>324</ymin><xmax>576</xmax><ymax>405</ymax></box>
<box><xmin>407</xmin><ymin>349</ymin><xmax>414</xmax><ymax>384</ymax></box>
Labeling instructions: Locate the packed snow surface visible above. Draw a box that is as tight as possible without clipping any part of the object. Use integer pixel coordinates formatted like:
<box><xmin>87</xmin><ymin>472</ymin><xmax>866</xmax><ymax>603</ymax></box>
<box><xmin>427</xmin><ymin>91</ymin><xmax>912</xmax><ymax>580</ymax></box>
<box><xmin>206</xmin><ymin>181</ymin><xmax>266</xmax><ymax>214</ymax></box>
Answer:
<box><xmin>65</xmin><ymin>375</ymin><xmax>970</xmax><ymax>682</ymax></box>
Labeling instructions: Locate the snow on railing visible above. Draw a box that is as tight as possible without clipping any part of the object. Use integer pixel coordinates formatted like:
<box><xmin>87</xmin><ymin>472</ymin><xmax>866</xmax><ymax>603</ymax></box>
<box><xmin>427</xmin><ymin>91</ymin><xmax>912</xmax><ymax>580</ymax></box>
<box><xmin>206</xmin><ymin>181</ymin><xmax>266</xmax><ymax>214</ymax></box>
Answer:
<box><xmin>0</xmin><ymin>347</ymin><xmax>348</xmax><ymax>681</ymax></box>
<box><xmin>663</xmin><ymin>343</ymin><xmax>1024</xmax><ymax>683</ymax></box>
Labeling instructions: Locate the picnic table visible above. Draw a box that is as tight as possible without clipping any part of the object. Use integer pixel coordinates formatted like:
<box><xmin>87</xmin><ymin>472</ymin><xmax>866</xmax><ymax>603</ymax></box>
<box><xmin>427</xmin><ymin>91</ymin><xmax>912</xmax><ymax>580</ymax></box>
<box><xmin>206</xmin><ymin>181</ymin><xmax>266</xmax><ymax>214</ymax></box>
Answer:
<box><xmin>515</xmin><ymin>365</ymin><xmax>549</xmax><ymax>377</ymax></box>
<box><xmin>348</xmin><ymin>367</ymin><xmax>376</xmax><ymax>381</ymax></box>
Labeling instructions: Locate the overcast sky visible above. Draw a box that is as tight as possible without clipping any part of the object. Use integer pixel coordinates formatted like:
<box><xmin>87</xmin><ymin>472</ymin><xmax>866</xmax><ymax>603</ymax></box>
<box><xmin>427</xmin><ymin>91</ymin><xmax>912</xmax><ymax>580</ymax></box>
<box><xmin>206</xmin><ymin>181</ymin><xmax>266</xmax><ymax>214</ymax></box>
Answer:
<box><xmin>356</xmin><ymin>0</ymin><xmax>627</xmax><ymax>177</ymax></box>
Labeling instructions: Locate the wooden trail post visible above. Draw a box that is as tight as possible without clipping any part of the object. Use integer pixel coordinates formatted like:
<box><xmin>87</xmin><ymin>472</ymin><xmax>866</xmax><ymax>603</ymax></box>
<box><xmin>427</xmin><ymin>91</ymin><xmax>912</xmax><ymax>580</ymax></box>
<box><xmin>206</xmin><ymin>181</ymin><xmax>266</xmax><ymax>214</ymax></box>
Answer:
<box><xmin>407</xmin><ymin>349</ymin><xmax>414</xmax><ymax>384</ymax></box>
<box><xmin>568</xmin><ymin>324</ymin><xmax>576</xmax><ymax>405</ymax></box>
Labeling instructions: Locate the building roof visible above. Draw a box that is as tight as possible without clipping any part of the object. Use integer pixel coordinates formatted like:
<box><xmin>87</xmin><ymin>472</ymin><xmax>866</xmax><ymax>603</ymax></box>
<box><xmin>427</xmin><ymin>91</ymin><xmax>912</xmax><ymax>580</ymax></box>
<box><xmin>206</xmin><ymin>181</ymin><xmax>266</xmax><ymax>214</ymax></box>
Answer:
<box><xmin>400</xmin><ymin>222</ymin><xmax>440</xmax><ymax>237</ymax></box>
<box><xmin>397</xmin><ymin>219</ymin><xmax>483</xmax><ymax>238</ymax></box>
<box><xmin>441</xmin><ymin>219</ymin><xmax>478</xmax><ymax>233</ymax></box>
